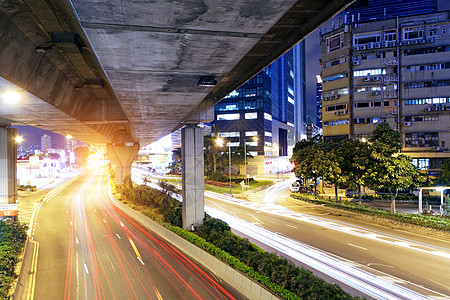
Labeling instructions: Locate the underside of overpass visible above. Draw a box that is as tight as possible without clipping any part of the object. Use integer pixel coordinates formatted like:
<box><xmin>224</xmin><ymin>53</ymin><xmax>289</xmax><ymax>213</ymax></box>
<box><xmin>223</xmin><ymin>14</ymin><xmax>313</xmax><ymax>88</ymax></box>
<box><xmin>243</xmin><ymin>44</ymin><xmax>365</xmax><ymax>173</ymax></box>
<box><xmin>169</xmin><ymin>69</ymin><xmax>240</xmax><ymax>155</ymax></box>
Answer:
<box><xmin>0</xmin><ymin>0</ymin><xmax>352</xmax><ymax>146</ymax></box>
<box><xmin>0</xmin><ymin>0</ymin><xmax>352</xmax><ymax>227</ymax></box>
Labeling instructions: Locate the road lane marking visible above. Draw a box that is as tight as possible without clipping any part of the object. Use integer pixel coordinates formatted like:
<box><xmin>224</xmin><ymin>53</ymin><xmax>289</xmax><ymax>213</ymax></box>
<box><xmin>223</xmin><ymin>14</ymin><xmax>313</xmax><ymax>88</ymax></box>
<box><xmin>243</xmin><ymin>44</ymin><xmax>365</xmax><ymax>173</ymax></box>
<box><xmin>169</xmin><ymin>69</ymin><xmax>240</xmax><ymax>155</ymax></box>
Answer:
<box><xmin>76</xmin><ymin>237</ymin><xmax>79</xmax><ymax>245</ymax></box>
<box><xmin>116</xmin><ymin>234</ymin><xmax>121</xmax><ymax>239</ymax></box>
<box><xmin>103</xmin><ymin>219</ymin><xmax>107</xmax><ymax>223</ymax></box>
<box><xmin>27</xmin><ymin>240</ymin><xmax>39</xmax><ymax>300</ymax></box>
<box><xmin>347</xmin><ymin>243</ymin><xmax>368</xmax><ymax>251</ymax></box>
<box><xmin>84</xmin><ymin>263</ymin><xmax>89</xmax><ymax>274</ymax></box>
<box><xmin>137</xmin><ymin>256</ymin><xmax>145</xmax><ymax>265</ymax></box>
<box><xmin>94</xmin><ymin>209</ymin><xmax>97</xmax><ymax>213</ymax></box>
<box><xmin>286</xmin><ymin>224</ymin><xmax>297</xmax><ymax>229</ymax></box>
<box><xmin>66</xmin><ymin>210</ymin><xmax>69</xmax><ymax>214</ymax></box>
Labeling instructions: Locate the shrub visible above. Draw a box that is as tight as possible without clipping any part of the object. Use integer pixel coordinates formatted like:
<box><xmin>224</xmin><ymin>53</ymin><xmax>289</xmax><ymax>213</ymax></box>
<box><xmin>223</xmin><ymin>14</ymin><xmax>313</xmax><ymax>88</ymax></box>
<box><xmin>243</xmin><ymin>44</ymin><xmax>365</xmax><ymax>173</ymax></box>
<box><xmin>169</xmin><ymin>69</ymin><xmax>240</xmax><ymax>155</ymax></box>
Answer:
<box><xmin>0</xmin><ymin>221</ymin><xmax>28</xmax><ymax>298</ymax></box>
<box><xmin>206</xmin><ymin>172</ymin><xmax>228</xmax><ymax>182</ymax></box>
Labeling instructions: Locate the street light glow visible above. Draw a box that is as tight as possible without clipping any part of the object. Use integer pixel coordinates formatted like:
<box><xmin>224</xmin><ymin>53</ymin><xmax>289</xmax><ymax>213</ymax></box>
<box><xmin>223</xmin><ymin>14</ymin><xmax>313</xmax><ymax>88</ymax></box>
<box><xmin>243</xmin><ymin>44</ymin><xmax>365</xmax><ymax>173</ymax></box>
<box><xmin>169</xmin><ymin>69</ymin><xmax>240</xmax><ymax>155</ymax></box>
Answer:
<box><xmin>15</xmin><ymin>136</ymin><xmax>23</xmax><ymax>143</ymax></box>
<box><xmin>2</xmin><ymin>90</ymin><xmax>22</xmax><ymax>104</ymax></box>
<box><xmin>66</xmin><ymin>134</ymin><xmax>72</xmax><ymax>140</ymax></box>
<box><xmin>216</xmin><ymin>137</ymin><xmax>224</xmax><ymax>147</ymax></box>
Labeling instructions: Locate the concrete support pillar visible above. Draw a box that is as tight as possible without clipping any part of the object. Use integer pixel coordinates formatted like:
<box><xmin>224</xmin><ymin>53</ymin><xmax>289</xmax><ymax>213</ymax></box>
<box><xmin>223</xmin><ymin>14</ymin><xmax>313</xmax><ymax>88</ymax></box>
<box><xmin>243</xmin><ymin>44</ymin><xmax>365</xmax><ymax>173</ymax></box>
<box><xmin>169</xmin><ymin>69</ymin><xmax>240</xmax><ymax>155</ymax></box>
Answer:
<box><xmin>181</xmin><ymin>125</ymin><xmax>205</xmax><ymax>230</ymax></box>
<box><xmin>0</xmin><ymin>127</ymin><xmax>18</xmax><ymax>220</ymax></box>
<box><xmin>106</xmin><ymin>143</ymin><xmax>140</xmax><ymax>185</ymax></box>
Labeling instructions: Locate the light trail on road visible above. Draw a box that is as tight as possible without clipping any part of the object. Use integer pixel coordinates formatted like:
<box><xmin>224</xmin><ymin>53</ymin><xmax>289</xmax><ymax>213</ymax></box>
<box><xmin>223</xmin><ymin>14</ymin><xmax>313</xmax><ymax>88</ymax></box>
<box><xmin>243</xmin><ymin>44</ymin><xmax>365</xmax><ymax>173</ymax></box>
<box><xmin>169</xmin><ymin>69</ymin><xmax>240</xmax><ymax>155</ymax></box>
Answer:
<box><xmin>31</xmin><ymin>169</ymin><xmax>241</xmax><ymax>299</ymax></box>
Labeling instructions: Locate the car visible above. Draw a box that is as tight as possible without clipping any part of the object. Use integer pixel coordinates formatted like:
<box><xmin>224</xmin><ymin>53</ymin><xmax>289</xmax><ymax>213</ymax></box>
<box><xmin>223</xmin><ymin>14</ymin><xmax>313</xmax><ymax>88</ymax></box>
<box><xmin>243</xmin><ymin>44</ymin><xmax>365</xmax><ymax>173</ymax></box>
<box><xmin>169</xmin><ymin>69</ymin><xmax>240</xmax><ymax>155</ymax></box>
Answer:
<box><xmin>345</xmin><ymin>189</ymin><xmax>365</xmax><ymax>198</ymax></box>
<box><xmin>290</xmin><ymin>179</ymin><xmax>307</xmax><ymax>193</ymax></box>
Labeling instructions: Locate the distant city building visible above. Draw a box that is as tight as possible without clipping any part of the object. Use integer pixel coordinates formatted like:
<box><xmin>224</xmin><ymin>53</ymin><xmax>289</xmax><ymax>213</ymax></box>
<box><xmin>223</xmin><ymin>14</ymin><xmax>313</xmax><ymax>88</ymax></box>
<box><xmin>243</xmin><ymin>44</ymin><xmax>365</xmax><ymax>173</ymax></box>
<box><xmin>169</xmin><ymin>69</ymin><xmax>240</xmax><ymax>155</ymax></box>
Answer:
<box><xmin>316</xmin><ymin>75</ymin><xmax>323</xmax><ymax>128</ymax></box>
<box><xmin>212</xmin><ymin>42</ymin><xmax>306</xmax><ymax>175</ymax></box>
<box><xmin>41</xmin><ymin>134</ymin><xmax>51</xmax><ymax>153</ymax></box>
<box><xmin>319</xmin><ymin>10</ymin><xmax>450</xmax><ymax>174</ymax></box>
<box><xmin>345</xmin><ymin>0</ymin><xmax>437</xmax><ymax>22</ymax></box>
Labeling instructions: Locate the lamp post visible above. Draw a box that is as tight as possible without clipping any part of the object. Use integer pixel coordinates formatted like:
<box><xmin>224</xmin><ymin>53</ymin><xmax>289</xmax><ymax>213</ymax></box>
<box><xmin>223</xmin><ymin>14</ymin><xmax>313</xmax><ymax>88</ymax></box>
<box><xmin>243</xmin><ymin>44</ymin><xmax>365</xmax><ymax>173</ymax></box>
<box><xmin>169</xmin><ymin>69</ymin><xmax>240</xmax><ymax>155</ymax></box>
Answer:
<box><xmin>216</xmin><ymin>137</ymin><xmax>232</xmax><ymax>196</ymax></box>
<box><xmin>244</xmin><ymin>136</ymin><xmax>258</xmax><ymax>188</ymax></box>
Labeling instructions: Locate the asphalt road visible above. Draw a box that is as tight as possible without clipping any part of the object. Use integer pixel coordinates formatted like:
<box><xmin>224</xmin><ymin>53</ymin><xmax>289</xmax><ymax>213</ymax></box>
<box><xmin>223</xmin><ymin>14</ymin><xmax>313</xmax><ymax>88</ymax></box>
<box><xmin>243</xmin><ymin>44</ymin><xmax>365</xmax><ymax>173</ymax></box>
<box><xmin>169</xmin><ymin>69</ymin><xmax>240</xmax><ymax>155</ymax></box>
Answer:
<box><xmin>205</xmin><ymin>181</ymin><xmax>450</xmax><ymax>299</ymax></box>
<box><xmin>28</xmin><ymin>168</ymin><xmax>244</xmax><ymax>300</ymax></box>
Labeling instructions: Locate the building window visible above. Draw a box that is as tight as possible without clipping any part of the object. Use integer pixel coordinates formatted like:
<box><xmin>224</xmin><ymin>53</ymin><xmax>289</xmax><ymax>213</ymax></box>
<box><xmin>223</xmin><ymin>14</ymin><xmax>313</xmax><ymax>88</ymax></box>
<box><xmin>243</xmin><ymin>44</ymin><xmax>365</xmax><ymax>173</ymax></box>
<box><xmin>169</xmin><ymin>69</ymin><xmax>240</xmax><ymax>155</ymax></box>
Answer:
<box><xmin>326</xmin><ymin>33</ymin><xmax>344</xmax><ymax>52</ymax></box>
<box><xmin>223</xmin><ymin>90</ymin><xmax>239</xmax><ymax>99</ymax></box>
<box><xmin>287</xmin><ymin>86</ymin><xmax>294</xmax><ymax>96</ymax></box>
<box><xmin>246</xmin><ymin>141</ymin><xmax>258</xmax><ymax>147</ymax></box>
<box><xmin>264</xmin><ymin>131</ymin><xmax>272</xmax><ymax>137</ymax></box>
<box><xmin>384</xmin><ymin>30</ymin><xmax>396</xmax><ymax>41</ymax></box>
<box><xmin>245</xmin><ymin>112</ymin><xmax>257</xmax><ymax>119</ymax></box>
<box><xmin>355</xmin><ymin>102</ymin><xmax>370</xmax><ymax>108</ymax></box>
<box><xmin>411</xmin><ymin>159</ymin><xmax>430</xmax><ymax>170</ymax></box>
<box><xmin>287</xmin><ymin>122</ymin><xmax>294</xmax><ymax>127</ymax></box>
<box><xmin>265</xmin><ymin>142</ymin><xmax>272</xmax><ymax>147</ymax></box>
<box><xmin>404</xmin><ymin>97</ymin><xmax>449</xmax><ymax>105</ymax></box>
<box><xmin>264</xmin><ymin>113</ymin><xmax>272</xmax><ymax>121</ymax></box>
<box><xmin>403</xmin><ymin>27</ymin><xmax>424</xmax><ymax>40</ymax></box>
<box><xmin>249</xmin><ymin>151</ymin><xmax>258</xmax><ymax>156</ymax></box>
<box><xmin>218</xmin><ymin>132</ymin><xmax>240</xmax><ymax>138</ymax></box>
<box><xmin>405</xmin><ymin>132</ymin><xmax>438</xmax><ymax>147</ymax></box>
<box><xmin>217</xmin><ymin>113</ymin><xmax>240</xmax><ymax>120</ymax></box>
<box><xmin>228</xmin><ymin>142</ymin><xmax>240</xmax><ymax>147</ymax></box>
<box><xmin>246</xmin><ymin>131</ymin><xmax>258</xmax><ymax>136</ymax></box>
<box><xmin>323</xmin><ymin>119</ymin><xmax>349</xmax><ymax>127</ymax></box>
<box><xmin>288</xmin><ymin>96</ymin><xmax>294</xmax><ymax>105</ymax></box>
<box><xmin>353</xmin><ymin>69</ymin><xmax>384</xmax><ymax>77</ymax></box>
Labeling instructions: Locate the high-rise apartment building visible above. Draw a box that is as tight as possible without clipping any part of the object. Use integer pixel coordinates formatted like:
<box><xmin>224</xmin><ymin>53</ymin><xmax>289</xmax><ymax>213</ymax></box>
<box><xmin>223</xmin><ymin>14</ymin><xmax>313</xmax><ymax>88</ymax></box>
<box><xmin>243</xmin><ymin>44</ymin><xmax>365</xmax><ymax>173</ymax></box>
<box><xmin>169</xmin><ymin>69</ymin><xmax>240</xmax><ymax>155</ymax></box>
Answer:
<box><xmin>41</xmin><ymin>134</ymin><xmax>51</xmax><ymax>153</ymax></box>
<box><xmin>320</xmin><ymin>11</ymin><xmax>450</xmax><ymax>173</ymax></box>
<box><xmin>345</xmin><ymin>0</ymin><xmax>437</xmax><ymax>22</ymax></box>
<box><xmin>212</xmin><ymin>42</ymin><xmax>306</xmax><ymax>175</ymax></box>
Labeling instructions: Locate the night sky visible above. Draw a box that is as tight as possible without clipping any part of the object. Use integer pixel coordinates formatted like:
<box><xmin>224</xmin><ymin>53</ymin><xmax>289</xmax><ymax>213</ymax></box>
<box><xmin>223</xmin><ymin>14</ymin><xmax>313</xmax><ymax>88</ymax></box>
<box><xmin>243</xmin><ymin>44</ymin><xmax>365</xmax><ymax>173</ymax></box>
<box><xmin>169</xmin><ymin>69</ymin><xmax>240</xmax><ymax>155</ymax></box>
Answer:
<box><xmin>13</xmin><ymin>1</ymin><xmax>450</xmax><ymax>147</ymax></box>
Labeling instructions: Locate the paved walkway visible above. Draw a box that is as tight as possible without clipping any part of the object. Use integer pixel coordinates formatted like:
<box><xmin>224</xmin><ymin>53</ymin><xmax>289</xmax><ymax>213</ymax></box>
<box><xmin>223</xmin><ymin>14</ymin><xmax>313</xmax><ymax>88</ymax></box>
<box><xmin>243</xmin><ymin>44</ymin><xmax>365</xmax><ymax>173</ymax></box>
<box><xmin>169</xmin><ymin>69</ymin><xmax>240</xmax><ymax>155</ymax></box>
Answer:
<box><xmin>18</xmin><ymin>169</ymin><xmax>82</xmax><ymax>224</ymax></box>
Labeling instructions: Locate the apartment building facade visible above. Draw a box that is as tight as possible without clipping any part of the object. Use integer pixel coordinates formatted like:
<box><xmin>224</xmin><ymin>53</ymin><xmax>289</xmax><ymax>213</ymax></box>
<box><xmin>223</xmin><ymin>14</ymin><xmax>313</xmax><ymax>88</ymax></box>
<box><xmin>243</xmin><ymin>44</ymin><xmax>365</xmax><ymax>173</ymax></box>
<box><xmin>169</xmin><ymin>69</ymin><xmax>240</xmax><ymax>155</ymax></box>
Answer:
<box><xmin>320</xmin><ymin>11</ymin><xmax>450</xmax><ymax>173</ymax></box>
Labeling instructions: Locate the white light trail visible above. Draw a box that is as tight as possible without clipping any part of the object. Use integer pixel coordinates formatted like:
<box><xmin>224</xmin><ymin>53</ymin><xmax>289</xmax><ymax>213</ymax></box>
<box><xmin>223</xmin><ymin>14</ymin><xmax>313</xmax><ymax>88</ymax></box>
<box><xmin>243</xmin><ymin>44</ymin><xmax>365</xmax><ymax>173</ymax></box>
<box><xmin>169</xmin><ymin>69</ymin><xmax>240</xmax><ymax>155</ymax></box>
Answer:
<box><xmin>206</xmin><ymin>207</ymin><xmax>432</xmax><ymax>300</ymax></box>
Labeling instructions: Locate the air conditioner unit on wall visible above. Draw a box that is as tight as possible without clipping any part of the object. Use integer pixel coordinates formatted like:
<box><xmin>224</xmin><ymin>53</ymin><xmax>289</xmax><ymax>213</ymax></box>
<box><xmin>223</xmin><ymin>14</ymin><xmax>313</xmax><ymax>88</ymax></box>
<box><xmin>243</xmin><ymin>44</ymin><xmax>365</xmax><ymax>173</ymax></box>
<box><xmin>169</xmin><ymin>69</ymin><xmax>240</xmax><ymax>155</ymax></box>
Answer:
<box><xmin>404</xmin><ymin>121</ymin><xmax>412</xmax><ymax>126</ymax></box>
<box><xmin>372</xmin><ymin>76</ymin><xmax>380</xmax><ymax>81</ymax></box>
<box><xmin>424</xmin><ymin>107</ymin><xmax>431</xmax><ymax>111</ymax></box>
<box><xmin>372</xmin><ymin>91</ymin><xmax>380</xmax><ymax>96</ymax></box>
<box><xmin>353</xmin><ymin>61</ymin><xmax>361</xmax><ymax>65</ymax></box>
<box><xmin>364</xmin><ymin>76</ymin><xmax>371</xmax><ymax>81</ymax></box>
<box><xmin>360</xmin><ymin>45</ymin><xmax>366</xmax><ymax>50</ymax></box>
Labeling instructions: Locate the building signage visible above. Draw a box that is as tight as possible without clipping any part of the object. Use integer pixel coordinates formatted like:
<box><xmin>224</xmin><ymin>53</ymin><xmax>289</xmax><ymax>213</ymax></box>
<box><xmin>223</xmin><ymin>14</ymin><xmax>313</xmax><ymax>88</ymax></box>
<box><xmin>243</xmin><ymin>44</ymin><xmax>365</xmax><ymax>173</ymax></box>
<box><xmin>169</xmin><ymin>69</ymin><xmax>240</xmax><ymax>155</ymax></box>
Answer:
<box><xmin>0</xmin><ymin>204</ymin><xmax>19</xmax><ymax>217</ymax></box>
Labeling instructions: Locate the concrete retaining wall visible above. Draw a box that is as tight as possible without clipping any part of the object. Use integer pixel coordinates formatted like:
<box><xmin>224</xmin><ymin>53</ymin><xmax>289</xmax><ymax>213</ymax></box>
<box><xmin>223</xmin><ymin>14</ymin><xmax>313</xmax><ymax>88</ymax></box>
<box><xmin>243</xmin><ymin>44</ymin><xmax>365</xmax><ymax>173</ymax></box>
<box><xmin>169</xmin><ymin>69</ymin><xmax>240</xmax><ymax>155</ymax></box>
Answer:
<box><xmin>109</xmin><ymin>195</ymin><xmax>280</xmax><ymax>300</ymax></box>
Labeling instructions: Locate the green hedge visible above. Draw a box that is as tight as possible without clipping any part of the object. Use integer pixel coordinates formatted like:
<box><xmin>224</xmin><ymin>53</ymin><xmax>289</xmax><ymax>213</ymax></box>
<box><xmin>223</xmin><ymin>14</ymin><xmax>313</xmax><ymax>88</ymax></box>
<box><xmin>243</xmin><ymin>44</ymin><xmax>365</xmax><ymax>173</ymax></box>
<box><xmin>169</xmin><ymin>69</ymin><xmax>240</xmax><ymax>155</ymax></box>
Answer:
<box><xmin>291</xmin><ymin>194</ymin><xmax>450</xmax><ymax>232</ymax></box>
<box><xmin>0</xmin><ymin>221</ymin><xmax>28</xmax><ymax>299</ymax></box>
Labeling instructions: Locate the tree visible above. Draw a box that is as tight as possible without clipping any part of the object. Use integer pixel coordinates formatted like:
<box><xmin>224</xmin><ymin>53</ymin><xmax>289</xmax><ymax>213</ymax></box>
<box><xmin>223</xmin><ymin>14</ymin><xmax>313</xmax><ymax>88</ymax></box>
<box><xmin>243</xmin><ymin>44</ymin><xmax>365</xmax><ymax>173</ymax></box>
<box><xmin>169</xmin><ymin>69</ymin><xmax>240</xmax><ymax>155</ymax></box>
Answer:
<box><xmin>435</xmin><ymin>159</ymin><xmax>450</xmax><ymax>186</ymax></box>
<box><xmin>369</xmin><ymin>122</ymin><xmax>401</xmax><ymax>156</ymax></box>
<box><xmin>364</xmin><ymin>154</ymin><xmax>421</xmax><ymax>213</ymax></box>
<box><xmin>337</xmin><ymin>139</ymin><xmax>371</xmax><ymax>208</ymax></box>
<box><xmin>168</xmin><ymin>147</ymin><xmax>182</xmax><ymax>174</ymax></box>
<box><xmin>322</xmin><ymin>142</ymin><xmax>343</xmax><ymax>202</ymax></box>
<box><xmin>364</xmin><ymin>124</ymin><xmax>422</xmax><ymax>213</ymax></box>
<box><xmin>291</xmin><ymin>141</ymin><xmax>339</xmax><ymax>199</ymax></box>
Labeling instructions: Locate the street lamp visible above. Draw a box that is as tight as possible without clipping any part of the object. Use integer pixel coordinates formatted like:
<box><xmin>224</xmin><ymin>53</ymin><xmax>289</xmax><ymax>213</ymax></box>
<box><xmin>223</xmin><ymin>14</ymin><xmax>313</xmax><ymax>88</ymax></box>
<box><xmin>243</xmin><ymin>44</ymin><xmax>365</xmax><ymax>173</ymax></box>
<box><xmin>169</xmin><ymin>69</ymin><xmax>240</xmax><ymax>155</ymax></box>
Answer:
<box><xmin>244</xmin><ymin>136</ymin><xmax>258</xmax><ymax>188</ymax></box>
<box><xmin>216</xmin><ymin>137</ymin><xmax>232</xmax><ymax>196</ymax></box>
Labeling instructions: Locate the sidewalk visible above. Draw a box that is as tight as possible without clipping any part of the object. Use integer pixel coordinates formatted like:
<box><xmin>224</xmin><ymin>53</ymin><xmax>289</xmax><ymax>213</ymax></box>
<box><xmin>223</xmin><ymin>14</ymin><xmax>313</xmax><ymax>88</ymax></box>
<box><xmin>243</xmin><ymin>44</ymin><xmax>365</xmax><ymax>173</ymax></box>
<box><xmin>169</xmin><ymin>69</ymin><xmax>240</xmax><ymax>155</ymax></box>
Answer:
<box><xmin>18</xmin><ymin>169</ymin><xmax>82</xmax><ymax>224</ymax></box>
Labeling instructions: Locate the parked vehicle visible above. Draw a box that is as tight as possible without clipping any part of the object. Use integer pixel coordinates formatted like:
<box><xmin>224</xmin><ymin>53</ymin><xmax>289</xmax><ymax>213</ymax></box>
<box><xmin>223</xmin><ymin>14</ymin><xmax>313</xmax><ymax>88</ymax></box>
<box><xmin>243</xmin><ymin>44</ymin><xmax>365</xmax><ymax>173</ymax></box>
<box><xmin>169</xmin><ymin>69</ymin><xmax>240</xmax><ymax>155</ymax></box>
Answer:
<box><xmin>345</xmin><ymin>189</ymin><xmax>365</xmax><ymax>198</ymax></box>
<box><xmin>290</xmin><ymin>179</ymin><xmax>307</xmax><ymax>193</ymax></box>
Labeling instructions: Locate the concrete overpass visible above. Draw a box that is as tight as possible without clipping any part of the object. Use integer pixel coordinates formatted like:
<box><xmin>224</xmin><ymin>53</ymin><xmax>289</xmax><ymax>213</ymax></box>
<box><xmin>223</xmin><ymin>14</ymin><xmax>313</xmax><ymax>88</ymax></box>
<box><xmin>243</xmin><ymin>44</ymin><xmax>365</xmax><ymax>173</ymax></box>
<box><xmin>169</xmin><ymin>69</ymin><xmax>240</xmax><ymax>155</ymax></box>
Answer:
<box><xmin>0</xmin><ymin>0</ymin><xmax>352</xmax><ymax>227</ymax></box>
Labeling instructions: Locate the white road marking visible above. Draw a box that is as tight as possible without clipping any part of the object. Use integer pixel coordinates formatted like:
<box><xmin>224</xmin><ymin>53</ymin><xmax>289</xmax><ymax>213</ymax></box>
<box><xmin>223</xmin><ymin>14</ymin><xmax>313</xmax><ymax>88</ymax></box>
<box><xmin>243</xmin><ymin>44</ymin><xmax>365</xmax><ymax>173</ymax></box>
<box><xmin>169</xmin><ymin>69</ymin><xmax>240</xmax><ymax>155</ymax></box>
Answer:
<box><xmin>347</xmin><ymin>243</ymin><xmax>368</xmax><ymax>251</ymax></box>
<box><xmin>84</xmin><ymin>264</ymin><xmax>89</xmax><ymax>274</ymax></box>
<box><xmin>137</xmin><ymin>257</ymin><xmax>145</xmax><ymax>265</ymax></box>
<box><xmin>286</xmin><ymin>224</ymin><xmax>298</xmax><ymax>229</ymax></box>
<box><xmin>76</xmin><ymin>237</ymin><xmax>79</xmax><ymax>245</ymax></box>
<box><xmin>103</xmin><ymin>219</ymin><xmax>107</xmax><ymax>223</ymax></box>
<box><xmin>116</xmin><ymin>234</ymin><xmax>121</xmax><ymax>239</ymax></box>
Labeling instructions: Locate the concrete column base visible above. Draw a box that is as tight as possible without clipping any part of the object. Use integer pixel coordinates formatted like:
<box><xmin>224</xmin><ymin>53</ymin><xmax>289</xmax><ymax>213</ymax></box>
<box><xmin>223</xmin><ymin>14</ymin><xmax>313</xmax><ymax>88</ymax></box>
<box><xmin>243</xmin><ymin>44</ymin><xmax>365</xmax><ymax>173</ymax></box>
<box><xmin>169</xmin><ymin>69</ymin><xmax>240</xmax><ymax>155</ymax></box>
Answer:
<box><xmin>106</xmin><ymin>143</ymin><xmax>140</xmax><ymax>185</ymax></box>
<box><xmin>0</xmin><ymin>127</ymin><xmax>18</xmax><ymax>221</ymax></box>
<box><xmin>181</xmin><ymin>125</ymin><xmax>205</xmax><ymax>230</ymax></box>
